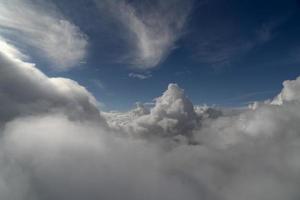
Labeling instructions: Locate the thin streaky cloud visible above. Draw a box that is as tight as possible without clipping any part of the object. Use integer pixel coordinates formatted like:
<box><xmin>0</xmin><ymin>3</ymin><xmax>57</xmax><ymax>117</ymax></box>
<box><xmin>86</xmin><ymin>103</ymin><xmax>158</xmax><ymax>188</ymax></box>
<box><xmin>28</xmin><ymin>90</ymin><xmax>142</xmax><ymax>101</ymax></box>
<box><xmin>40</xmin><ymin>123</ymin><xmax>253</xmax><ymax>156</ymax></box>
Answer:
<box><xmin>91</xmin><ymin>79</ymin><xmax>105</xmax><ymax>89</ymax></box>
<box><xmin>0</xmin><ymin>0</ymin><xmax>88</xmax><ymax>70</ymax></box>
<box><xmin>128</xmin><ymin>72</ymin><xmax>152</xmax><ymax>80</ymax></box>
<box><xmin>98</xmin><ymin>0</ymin><xmax>193</xmax><ymax>70</ymax></box>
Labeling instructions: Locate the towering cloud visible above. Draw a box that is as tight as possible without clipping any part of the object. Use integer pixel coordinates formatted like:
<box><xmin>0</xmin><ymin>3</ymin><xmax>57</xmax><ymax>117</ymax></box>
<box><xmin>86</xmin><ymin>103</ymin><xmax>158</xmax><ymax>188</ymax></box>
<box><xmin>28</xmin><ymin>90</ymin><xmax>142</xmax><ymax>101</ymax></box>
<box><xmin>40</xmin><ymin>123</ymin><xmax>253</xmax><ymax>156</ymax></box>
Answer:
<box><xmin>0</xmin><ymin>0</ymin><xmax>88</xmax><ymax>70</ymax></box>
<box><xmin>117</xmin><ymin>84</ymin><xmax>199</xmax><ymax>137</ymax></box>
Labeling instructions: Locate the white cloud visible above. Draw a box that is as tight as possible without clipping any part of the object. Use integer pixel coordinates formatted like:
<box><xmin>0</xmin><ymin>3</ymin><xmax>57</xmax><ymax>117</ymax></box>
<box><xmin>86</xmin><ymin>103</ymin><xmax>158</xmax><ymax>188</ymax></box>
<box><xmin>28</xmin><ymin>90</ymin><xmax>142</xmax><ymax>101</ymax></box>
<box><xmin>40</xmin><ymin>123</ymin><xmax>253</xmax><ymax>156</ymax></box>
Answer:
<box><xmin>105</xmin><ymin>83</ymin><xmax>200</xmax><ymax>137</ymax></box>
<box><xmin>0</xmin><ymin>0</ymin><xmax>88</xmax><ymax>70</ymax></box>
<box><xmin>1</xmin><ymin>76</ymin><xmax>300</xmax><ymax>199</ymax></box>
<box><xmin>1</xmin><ymin>114</ymin><xmax>204</xmax><ymax>200</ymax></box>
<box><xmin>1</xmin><ymin>35</ymin><xmax>300</xmax><ymax>200</ymax></box>
<box><xmin>271</xmin><ymin>76</ymin><xmax>300</xmax><ymax>105</ymax></box>
<box><xmin>103</xmin><ymin>102</ymin><xmax>150</xmax><ymax>131</ymax></box>
<box><xmin>0</xmin><ymin>38</ymin><xmax>104</xmax><ymax>124</ymax></box>
<box><xmin>100</xmin><ymin>0</ymin><xmax>192</xmax><ymax>70</ymax></box>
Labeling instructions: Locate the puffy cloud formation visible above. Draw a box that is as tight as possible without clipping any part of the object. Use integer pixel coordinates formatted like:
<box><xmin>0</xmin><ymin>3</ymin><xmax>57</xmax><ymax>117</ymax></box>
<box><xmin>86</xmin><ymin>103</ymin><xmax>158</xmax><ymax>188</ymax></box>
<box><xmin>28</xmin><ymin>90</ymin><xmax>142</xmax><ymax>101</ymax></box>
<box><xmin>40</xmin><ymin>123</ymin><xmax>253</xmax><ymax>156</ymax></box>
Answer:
<box><xmin>0</xmin><ymin>38</ymin><xmax>104</xmax><ymax>124</ymax></box>
<box><xmin>105</xmin><ymin>84</ymin><xmax>200</xmax><ymax>137</ymax></box>
<box><xmin>103</xmin><ymin>102</ymin><xmax>150</xmax><ymax>131</ymax></box>
<box><xmin>99</xmin><ymin>0</ymin><xmax>192</xmax><ymax>69</ymax></box>
<box><xmin>0</xmin><ymin>0</ymin><xmax>88</xmax><ymax>70</ymax></box>
<box><xmin>272</xmin><ymin>76</ymin><xmax>300</xmax><ymax>105</ymax></box>
<box><xmin>1</xmin><ymin>36</ymin><xmax>300</xmax><ymax>200</ymax></box>
<box><xmin>130</xmin><ymin>84</ymin><xmax>199</xmax><ymax>137</ymax></box>
<box><xmin>103</xmin><ymin>80</ymin><xmax>300</xmax><ymax>200</ymax></box>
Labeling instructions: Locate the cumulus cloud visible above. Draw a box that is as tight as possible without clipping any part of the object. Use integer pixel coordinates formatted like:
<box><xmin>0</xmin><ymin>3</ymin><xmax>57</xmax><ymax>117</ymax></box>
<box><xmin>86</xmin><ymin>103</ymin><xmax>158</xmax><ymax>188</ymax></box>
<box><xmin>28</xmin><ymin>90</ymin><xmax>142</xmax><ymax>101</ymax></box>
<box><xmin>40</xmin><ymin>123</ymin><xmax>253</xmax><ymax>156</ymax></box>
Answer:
<box><xmin>103</xmin><ymin>102</ymin><xmax>150</xmax><ymax>131</ymax></box>
<box><xmin>98</xmin><ymin>0</ymin><xmax>192</xmax><ymax>70</ymax></box>
<box><xmin>0</xmin><ymin>0</ymin><xmax>88</xmax><ymax>70</ymax></box>
<box><xmin>2</xmin><ymin>76</ymin><xmax>300</xmax><ymax>199</ymax></box>
<box><xmin>103</xmin><ymin>79</ymin><xmax>300</xmax><ymax>200</ymax></box>
<box><xmin>271</xmin><ymin>76</ymin><xmax>300</xmax><ymax>105</ymax></box>
<box><xmin>130</xmin><ymin>84</ymin><xmax>199</xmax><ymax>137</ymax></box>
<box><xmin>1</xmin><ymin>34</ymin><xmax>300</xmax><ymax>199</ymax></box>
<box><xmin>105</xmin><ymin>84</ymin><xmax>200</xmax><ymax>137</ymax></box>
<box><xmin>0</xmin><ymin>38</ymin><xmax>104</xmax><ymax>124</ymax></box>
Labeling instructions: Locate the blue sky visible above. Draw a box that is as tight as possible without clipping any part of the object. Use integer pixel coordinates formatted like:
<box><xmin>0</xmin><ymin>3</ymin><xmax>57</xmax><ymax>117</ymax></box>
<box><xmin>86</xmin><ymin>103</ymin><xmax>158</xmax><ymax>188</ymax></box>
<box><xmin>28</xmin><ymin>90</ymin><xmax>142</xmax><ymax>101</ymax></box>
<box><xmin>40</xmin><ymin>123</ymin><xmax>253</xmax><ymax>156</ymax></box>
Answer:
<box><xmin>2</xmin><ymin>0</ymin><xmax>300</xmax><ymax>111</ymax></box>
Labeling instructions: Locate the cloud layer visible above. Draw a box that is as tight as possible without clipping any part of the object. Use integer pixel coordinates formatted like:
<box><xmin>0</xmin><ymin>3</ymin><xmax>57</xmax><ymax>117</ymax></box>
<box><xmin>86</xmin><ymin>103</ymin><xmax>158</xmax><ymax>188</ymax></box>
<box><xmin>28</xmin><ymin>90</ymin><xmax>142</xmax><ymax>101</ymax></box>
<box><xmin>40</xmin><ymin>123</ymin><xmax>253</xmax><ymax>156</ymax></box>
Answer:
<box><xmin>1</xmin><ymin>36</ymin><xmax>300</xmax><ymax>199</ymax></box>
<box><xmin>0</xmin><ymin>0</ymin><xmax>88</xmax><ymax>70</ymax></box>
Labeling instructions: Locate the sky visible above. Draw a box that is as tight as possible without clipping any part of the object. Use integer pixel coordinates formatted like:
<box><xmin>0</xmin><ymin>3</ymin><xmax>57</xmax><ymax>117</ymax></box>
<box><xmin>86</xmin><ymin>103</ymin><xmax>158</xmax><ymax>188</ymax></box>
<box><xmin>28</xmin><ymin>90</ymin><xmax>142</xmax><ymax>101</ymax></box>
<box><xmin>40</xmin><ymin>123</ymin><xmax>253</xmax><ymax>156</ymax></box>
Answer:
<box><xmin>2</xmin><ymin>1</ymin><xmax>300</xmax><ymax>200</ymax></box>
<box><xmin>1</xmin><ymin>0</ymin><xmax>300</xmax><ymax>111</ymax></box>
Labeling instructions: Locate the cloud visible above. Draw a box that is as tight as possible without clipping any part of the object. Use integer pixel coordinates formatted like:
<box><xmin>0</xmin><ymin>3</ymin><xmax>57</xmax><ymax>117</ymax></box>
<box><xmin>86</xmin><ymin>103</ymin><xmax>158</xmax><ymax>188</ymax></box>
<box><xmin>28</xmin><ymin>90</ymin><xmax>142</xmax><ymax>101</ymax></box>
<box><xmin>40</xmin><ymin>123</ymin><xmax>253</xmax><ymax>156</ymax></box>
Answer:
<box><xmin>1</xmin><ymin>114</ymin><xmax>205</xmax><ymax>200</ymax></box>
<box><xmin>0</xmin><ymin>38</ymin><xmax>104</xmax><ymax>124</ymax></box>
<box><xmin>271</xmin><ymin>76</ymin><xmax>300</xmax><ymax>105</ymax></box>
<box><xmin>128</xmin><ymin>72</ymin><xmax>152</xmax><ymax>80</ymax></box>
<box><xmin>2</xmin><ymin>74</ymin><xmax>300</xmax><ymax>199</ymax></box>
<box><xmin>98</xmin><ymin>0</ymin><xmax>192</xmax><ymax>70</ymax></box>
<box><xmin>1</xmin><ymin>34</ymin><xmax>300</xmax><ymax>200</ymax></box>
<box><xmin>103</xmin><ymin>78</ymin><xmax>300</xmax><ymax>199</ymax></box>
<box><xmin>103</xmin><ymin>102</ymin><xmax>150</xmax><ymax>131</ymax></box>
<box><xmin>105</xmin><ymin>83</ymin><xmax>200</xmax><ymax>137</ymax></box>
<box><xmin>0</xmin><ymin>0</ymin><xmax>88</xmax><ymax>70</ymax></box>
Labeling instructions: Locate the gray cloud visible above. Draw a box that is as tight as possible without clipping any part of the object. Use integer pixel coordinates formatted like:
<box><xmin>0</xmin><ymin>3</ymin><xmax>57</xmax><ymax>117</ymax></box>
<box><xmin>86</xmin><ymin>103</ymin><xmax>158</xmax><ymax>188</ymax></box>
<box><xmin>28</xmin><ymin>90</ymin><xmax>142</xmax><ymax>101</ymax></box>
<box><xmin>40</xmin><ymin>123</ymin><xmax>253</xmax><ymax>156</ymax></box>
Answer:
<box><xmin>0</xmin><ymin>0</ymin><xmax>88</xmax><ymax>70</ymax></box>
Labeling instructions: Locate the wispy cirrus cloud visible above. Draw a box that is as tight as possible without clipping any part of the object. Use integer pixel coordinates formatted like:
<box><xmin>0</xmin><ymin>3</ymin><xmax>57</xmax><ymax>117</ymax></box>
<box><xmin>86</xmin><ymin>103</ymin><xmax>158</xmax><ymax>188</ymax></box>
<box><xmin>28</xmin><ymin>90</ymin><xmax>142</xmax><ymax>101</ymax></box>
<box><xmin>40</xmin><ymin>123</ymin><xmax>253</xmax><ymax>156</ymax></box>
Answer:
<box><xmin>97</xmin><ymin>0</ymin><xmax>193</xmax><ymax>70</ymax></box>
<box><xmin>0</xmin><ymin>0</ymin><xmax>88</xmax><ymax>70</ymax></box>
<box><xmin>128</xmin><ymin>72</ymin><xmax>152</xmax><ymax>80</ymax></box>
<box><xmin>91</xmin><ymin>79</ymin><xmax>105</xmax><ymax>90</ymax></box>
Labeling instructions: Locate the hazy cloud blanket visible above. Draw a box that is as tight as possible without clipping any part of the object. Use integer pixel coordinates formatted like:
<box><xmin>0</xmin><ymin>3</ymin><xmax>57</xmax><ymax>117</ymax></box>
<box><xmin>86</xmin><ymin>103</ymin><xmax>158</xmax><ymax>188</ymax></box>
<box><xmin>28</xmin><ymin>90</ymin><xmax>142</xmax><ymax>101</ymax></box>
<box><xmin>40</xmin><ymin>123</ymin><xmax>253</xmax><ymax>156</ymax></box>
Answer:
<box><xmin>1</xmin><ymin>38</ymin><xmax>300</xmax><ymax>200</ymax></box>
